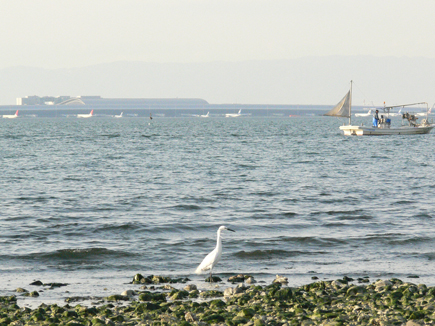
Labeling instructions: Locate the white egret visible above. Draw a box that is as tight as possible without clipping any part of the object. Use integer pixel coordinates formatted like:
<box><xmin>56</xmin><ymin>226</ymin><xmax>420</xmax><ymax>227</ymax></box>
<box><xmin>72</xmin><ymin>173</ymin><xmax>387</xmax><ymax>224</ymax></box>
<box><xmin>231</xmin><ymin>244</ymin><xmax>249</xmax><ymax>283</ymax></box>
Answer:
<box><xmin>195</xmin><ymin>226</ymin><xmax>235</xmax><ymax>281</ymax></box>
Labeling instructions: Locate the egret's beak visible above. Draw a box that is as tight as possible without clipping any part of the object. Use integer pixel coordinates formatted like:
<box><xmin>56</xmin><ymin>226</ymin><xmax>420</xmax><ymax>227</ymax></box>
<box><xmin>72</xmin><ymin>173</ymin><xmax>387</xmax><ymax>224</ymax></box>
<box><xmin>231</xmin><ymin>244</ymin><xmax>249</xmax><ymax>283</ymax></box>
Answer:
<box><xmin>227</xmin><ymin>228</ymin><xmax>235</xmax><ymax>232</ymax></box>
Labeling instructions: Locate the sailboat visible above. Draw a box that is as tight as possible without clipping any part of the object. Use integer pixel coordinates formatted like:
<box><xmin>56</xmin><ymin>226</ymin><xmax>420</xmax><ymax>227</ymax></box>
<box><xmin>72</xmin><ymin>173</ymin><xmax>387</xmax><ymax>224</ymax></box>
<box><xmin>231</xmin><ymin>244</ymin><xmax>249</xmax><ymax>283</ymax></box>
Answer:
<box><xmin>325</xmin><ymin>81</ymin><xmax>435</xmax><ymax>136</ymax></box>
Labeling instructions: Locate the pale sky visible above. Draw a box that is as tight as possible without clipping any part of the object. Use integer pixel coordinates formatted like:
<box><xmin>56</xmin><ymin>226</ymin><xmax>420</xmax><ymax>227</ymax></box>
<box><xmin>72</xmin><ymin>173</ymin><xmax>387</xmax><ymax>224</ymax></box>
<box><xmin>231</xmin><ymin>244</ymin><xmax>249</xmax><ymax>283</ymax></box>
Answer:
<box><xmin>1</xmin><ymin>0</ymin><xmax>435</xmax><ymax>69</ymax></box>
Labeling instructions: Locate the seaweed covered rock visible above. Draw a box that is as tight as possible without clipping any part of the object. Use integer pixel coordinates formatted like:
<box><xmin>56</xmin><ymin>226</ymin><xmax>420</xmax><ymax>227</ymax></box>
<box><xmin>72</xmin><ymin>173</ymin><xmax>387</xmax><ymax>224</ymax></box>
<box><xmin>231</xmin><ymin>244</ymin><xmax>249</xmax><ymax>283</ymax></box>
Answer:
<box><xmin>105</xmin><ymin>294</ymin><xmax>129</xmax><ymax>301</ymax></box>
<box><xmin>132</xmin><ymin>274</ymin><xmax>189</xmax><ymax>285</ymax></box>
<box><xmin>199</xmin><ymin>290</ymin><xmax>224</xmax><ymax>298</ymax></box>
<box><xmin>138</xmin><ymin>291</ymin><xmax>167</xmax><ymax>302</ymax></box>
<box><xmin>4</xmin><ymin>278</ymin><xmax>435</xmax><ymax>326</ymax></box>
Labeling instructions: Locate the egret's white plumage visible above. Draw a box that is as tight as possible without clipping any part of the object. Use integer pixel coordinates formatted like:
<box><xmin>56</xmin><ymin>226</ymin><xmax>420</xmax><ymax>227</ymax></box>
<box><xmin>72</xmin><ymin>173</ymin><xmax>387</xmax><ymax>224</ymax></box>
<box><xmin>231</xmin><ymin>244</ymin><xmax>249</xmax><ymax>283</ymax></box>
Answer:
<box><xmin>195</xmin><ymin>226</ymin><xmax>235</xmax><ymax>279</ymax></box>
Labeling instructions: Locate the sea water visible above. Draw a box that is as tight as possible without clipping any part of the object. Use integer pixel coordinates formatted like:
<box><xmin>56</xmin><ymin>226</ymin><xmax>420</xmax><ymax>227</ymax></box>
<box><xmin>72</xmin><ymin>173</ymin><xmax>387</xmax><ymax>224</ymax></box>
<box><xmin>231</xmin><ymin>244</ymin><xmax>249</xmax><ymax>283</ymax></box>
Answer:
<box><xmin>1</xmin><ymin>116</ymin><xmax>435</xmax><ymax>308</ymax></box>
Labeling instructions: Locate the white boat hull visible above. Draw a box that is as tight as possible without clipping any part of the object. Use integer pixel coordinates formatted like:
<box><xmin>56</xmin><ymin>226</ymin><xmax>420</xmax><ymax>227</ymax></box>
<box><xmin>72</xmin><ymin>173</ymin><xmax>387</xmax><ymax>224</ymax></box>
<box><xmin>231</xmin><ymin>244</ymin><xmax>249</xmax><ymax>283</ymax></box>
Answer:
<box><xmin>339</xmin><ymin>124</ymin><xmax>435</xmax><ymax>136</ymax></box>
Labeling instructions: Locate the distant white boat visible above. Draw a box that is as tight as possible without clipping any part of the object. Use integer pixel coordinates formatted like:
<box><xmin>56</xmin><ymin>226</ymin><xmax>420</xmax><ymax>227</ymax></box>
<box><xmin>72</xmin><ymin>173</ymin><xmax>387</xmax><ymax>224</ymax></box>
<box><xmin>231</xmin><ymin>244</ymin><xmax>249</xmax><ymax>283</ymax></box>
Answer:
<box><xmin>114</xmin><ymin>112</ymin><xmax>123</xmax><ymax>118</ymax></box>
<box><xmin>416</xmin><ymin>105</ymin><xmax>433</xmax><ymax>116</ymax></box>
<box><xmin>388</xmin><ymin>109</ymin><xmax>402</xmax><ymax>117</ymax></box>
<box><xmin>225</xmin><ymin>109</ymin><xmax>242</xmax><ymax>118</ymax></box>
<box><xmin>77</xmin><ymin>110</ymin><xmax>93</xmax><ymax>118</ymax></box>
<box><xmin>355</xmin><ymin>109</ymin><xmax>372</xmax><ymax>117</ymax></box>
<box><xmin>3</xmin><ymin>110</ymin><xmax>18</xmax><ymax>119</ymax></box>
<box><xmin>200</xmin><ymin>112</ymin><xmax>210</xmax><ymax>118</ymax></box>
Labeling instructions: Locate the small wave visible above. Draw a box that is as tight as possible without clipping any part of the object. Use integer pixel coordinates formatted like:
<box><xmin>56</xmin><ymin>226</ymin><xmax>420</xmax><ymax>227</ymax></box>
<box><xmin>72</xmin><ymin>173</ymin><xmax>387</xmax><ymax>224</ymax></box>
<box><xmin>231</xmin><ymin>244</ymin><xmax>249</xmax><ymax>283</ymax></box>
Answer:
<box><xmin>349</xmin><ymin>233</ymin><xmax>431</xmax><ymax>246</ymax></box>
<box><xmin>171</xmin><ymin>204</ymin><xmax>202</xmax><ymax>211</ymax></box>
<box><xmin>104</xmin><ymin>155</ymin><xmax>124</xmax><ymax>160</ymax></box>
<box><xmin>280</xmin><ymin>198</ymin><xmax>298</xmax><ymax>203</ymax></box>
<box><xmin>273</xmin><ymin>236</ymin><xmax>347</xmax><ymax>247</ymax></box>
<box><xmin>335</xmin><ymin>214</ymin><xmax>373</xmax><ymax>221</ymax></box>
<box><xmin>423</xmin><ymin>253</ymin><xmax>435</xmax><ymax>261</ymax></box>
<box><xmin>94</xmin><ymin>222</ymin><xmax>143</xmax><ymax>233</ymax></box>
<box><xmin>250</xmin><ymin>191</ymin><xmax>276</xmax><ymax>197</ymax></box>
<box><xmin>251</xmin><ymin>212</ymin><xmax>297</xmax><ymax>219</ymax></box>
<box><xmin>388</xmin><ymin>236</ymin><xmax>432</xmax><ymax>245</ymax></box>
<box><xmin>394</xmin><ymin>200</ymin><xmax>414</xmax><ymax>205</ymax></box>
<box><xmin>413</xmin><ymin>213</ymin><xmax>434</xmax><ymax>219</ymax></box>
<box><xmin>238</xmin><ymin>164</ymin><xmax>257</xmax><ymax>170</ymax></box>
<box><xmin>16</xmin><ymin>196</ymin><xmax>56</xmax><ymax>203</ymax></box>
<box><xmin>234</xmin><ymin>249</ymin><xmax>293</xmax><ymax>259</ymax></box>
<box><xmin>44</xmin><ymin>248</ymin><xmax>134</xmax><ymax>260</ymax></box>
<box><xmin>141</xmin><ymin>134</ymin><xmax>159</xmax><ymax>138</ymax></box>
<box><xmin>63</xmin><ymin>176</ymin><xmax>86</xmax><ymax>182</ymax></box>
<box><xmin>234</xmin><ymin>249</ymin><xmax>327</xmax><ymax>259</ymax></box>
<box><xmin>101</xmin><ymin>133</ymin><xmax>121</xmax><ymax>138</ymax></box>
<box><xmin>313</xmin><ymin>209</ymin><xmax>373</xmax><ymax>220</ymax></box>
<box><xmin>2</xmin><ymin>135</ymin><xmax>24</xmax><ymax>140</ymax></box>
<box><xmin>0</xmin><ymin>248</ymin><xmax>134</xmax><ymax>262</ymax></box>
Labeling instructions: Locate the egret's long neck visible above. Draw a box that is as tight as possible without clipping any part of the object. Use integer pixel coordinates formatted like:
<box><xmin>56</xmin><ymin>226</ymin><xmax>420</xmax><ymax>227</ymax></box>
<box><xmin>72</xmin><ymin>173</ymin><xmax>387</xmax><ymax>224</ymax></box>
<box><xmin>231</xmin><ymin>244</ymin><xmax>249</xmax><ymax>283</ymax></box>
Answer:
<box><xmin>216</xmin><ymin>230</ymin><xmax>222</xmax><ymax>248</ymax></box>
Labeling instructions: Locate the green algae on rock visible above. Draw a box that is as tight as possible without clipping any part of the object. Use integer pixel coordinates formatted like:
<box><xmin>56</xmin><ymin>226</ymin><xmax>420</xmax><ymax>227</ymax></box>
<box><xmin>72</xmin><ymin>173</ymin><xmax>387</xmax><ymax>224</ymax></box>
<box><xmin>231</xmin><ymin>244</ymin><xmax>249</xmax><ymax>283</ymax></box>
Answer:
<box><xmin>4</xmin><ymin>278</ymin><xmax>435</xmax><ymax>325</ymax></box>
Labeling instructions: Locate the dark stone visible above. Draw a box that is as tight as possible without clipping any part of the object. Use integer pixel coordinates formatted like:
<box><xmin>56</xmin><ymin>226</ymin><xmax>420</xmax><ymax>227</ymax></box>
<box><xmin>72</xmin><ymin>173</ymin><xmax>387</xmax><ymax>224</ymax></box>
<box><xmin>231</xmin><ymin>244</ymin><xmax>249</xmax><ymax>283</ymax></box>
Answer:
<box><xmin>152</xmin><ymin>275</ymin><xmax>172</xmax><ymax>284</ymax></box>
<box><xmin>170</xmin><ymin>290</ymin><xmax>189</xmax><ymax>300</ymax></box>
<box><xmin>388</xmin><ymin>290</ymin><xmax>403</xmax><ymax>300</ymax></box>
<box><xmin>228</xmin><ymin>274</ymin><xmax>246</xmax><ymax>283</ymax></box>
<box><xmin>239</xmin><ymin>308</ymin><xmax>255</xmax><ymax>318</ymax></box>
<box><xmin>30</xmin><ymin>280</ymin><xmax>43</xmax><ymax>286</ymax></box>
<box><xmin>199</xmin><ymin>290</ymin><xmax>224</xmax><ymax>298</ymax></box>
<box><xmin>342</xmin><ymin>276</ymin><xmax>354</xmax><ymax>283</ymax></box>
<box><xmin>138</xmin><ymin>292</ymin><xmax>166</xmax><ymax>302</ymax></box>
<box><xmin>201</xmin><ymin>313</ymin><xmax>226</xmax><ymax>323</ymax></box>
<box><xmin>105</xmin><ymin>295</ymin><xmax>129</xmax><ymax>301</ymax></box>
<box><xmin>232</xmin><ymin>316</ymin><xmax>250</xmax><ymax>325</ymax></box>
<box><xmin>62</xmin><ymin>310</ymin><xmax>78</xmax><ymax>318</ymax></box>
<box><xmin>44</xmin><ymin>283</ymin><xmax>68</xmax><ymax>288</ymax></box>
<box><xmin>209</xmin><ymin>299</ymin><xmax>226</xmax><ymax>308</ymax></box>
<box><xmin>169</xmin><ymin>277</ymin><xmax>191</xmax><ymax>283</ymax></box>
<box><xmin>0</xmin><ymin>295</ymin><xmax>17</xmax><ymax>302</ymax></box>
<box><xmin>134</xmin><ymin>302</ymin><xmax>160</xmax><ymax>312</ymax></box>
<box><xmin>409</xmin><ymin>311</ymin><xmax>425</xmax><ymax>319</ymax></box>
<box><xmin>274</xmin><ymin>288</ymin><xmax>293</xmax><ymax>300</ymax></box>
<box><xmin>205</xmin><ymin>276</ymin><xmax>222</xmax><ymax>283</ymax></box>
<box><xmin>0</xmin><ymin>317</ymin><xmax>12</xmax><ymax>324</ymax></box>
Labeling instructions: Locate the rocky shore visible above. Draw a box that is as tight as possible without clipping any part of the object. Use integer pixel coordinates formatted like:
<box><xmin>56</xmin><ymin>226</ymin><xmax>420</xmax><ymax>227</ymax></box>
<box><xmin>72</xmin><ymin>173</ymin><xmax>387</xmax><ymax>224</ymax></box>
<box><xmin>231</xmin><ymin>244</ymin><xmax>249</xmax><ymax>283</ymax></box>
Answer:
<box><xmin>2</xmin><ymin>274</ymin><xmax>435</xmax><ymax>326</ymax></box>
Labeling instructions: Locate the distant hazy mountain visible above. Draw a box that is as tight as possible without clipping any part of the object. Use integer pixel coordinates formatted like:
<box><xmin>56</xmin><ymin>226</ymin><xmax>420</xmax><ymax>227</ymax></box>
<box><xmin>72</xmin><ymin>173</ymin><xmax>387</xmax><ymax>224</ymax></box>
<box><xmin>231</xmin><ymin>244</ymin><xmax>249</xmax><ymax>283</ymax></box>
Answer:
<box><xmin>1</xmin><ymin>56</ymin><xmax>435</xmax><ymax>106</ymax></box>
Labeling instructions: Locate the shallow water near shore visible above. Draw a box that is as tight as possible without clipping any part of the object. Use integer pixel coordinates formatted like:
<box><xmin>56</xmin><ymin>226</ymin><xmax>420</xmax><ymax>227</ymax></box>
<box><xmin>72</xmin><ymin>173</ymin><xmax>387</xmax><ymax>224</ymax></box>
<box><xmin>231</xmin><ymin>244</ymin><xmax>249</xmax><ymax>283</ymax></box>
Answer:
<box><xmin>1</xmin><ymin>116</ymin><xmax>435</xmax><ymax>308</ymax></box>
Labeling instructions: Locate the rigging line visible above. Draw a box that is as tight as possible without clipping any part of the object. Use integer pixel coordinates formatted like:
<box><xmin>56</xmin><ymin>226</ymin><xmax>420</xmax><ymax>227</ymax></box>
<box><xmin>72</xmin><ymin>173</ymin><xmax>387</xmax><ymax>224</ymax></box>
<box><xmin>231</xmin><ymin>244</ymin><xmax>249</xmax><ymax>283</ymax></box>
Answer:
<box><xmin>352</xmin><ymin>81</ymin><xmax>376</xmax><ymax>108</ymax></box>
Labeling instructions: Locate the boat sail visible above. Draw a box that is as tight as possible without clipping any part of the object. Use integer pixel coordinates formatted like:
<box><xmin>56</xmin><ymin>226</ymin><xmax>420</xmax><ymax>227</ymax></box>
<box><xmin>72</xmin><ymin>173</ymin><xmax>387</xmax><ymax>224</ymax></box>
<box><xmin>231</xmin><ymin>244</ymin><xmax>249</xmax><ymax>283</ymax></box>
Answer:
<box><xmin>324</xmin><ymin>90</ymin><xmax>351</xmax><ymax>120</ymax></box>
<box><xmin>326</xmin><ymin>81</ymin><xmax>435</xmax><ymax>136</ymax></box>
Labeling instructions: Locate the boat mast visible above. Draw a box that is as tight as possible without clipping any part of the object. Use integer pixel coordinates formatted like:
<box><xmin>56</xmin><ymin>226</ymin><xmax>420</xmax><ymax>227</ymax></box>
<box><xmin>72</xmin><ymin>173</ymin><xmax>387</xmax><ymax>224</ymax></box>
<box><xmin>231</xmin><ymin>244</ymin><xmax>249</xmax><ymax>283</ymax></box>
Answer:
<box><xmin>349</xmin><ymin>80</ymin><xmax>353</xmax><ymax>125</ymax></box>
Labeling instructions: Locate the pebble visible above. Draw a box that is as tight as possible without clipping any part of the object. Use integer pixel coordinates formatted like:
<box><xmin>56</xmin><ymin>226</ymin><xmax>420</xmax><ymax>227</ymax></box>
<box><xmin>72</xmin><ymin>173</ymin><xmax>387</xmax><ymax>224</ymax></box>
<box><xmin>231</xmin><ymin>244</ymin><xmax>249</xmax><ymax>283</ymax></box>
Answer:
<box><xmin>184</xmin><ymin>284</ymin><xmax>197</xmax><ymax>291</ymax></box>
<box><xmin>121</xmin><ymin>290</ymin><xmax>135</xmax><ymax>297</ymax></box>
<box><xmin>246</xmin><ymin>276</ymin><xmax>256</xmax><ymax>284</ymax></box>
<box><xmin>272</xmin><ymin>274</ymin><xmax>288</xmax><ymax>284</ymax></box>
